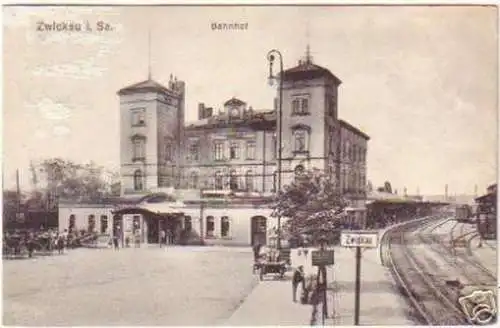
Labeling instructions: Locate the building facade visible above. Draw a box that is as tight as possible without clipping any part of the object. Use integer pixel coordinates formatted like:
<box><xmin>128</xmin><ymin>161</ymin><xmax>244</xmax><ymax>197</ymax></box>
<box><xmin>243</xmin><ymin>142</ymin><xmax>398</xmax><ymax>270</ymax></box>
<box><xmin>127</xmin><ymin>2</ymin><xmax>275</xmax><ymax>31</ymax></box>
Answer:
<box><xmin>61</xmin><ymin>49</ymin><xmax>370</xmax><ymax>246</ymax></box>
<box><xmin>118</xmin><ymin>51</ymin><xmax>369</xmax><ymax>201</ymax></box>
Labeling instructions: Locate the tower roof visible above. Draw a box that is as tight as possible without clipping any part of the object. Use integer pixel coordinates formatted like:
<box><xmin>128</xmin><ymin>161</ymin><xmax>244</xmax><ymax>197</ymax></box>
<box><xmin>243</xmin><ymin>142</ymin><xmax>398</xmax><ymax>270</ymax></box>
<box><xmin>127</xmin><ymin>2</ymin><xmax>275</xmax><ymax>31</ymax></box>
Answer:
<box><xmin>282</xmin><ymin>47</ymin><xmax>342</xmax><ymax>85</ymax></box>
<box><xmin>117</xmin><ymin>79</ymin><xmax>175</xmax><ymax>96</ymax></box>
<box><xmin>224</xmin><ymin>97</ymin><xmax>246</xmax><ymax>106</ymax></box>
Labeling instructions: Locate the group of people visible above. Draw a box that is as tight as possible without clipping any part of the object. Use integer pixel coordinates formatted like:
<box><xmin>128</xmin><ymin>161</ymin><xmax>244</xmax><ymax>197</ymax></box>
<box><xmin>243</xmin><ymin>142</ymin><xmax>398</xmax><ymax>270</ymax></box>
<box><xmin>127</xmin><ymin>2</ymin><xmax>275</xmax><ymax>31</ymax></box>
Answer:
<box><xmin>253</xmin><ymin>237</ymin><xmax>331</xmax><ymax>325</ymax></box>
<box><xmin>3</xmin><ymin>228</ymin><xmax>70</xmax><ymax>258</ymax></box>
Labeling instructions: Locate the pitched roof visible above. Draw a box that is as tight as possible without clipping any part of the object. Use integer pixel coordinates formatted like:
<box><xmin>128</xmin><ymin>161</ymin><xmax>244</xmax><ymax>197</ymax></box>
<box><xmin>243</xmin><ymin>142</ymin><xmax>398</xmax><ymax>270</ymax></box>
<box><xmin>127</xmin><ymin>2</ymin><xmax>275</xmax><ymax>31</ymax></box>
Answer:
<box><xmin>339</xmin><ymin>119</ymin><xmax>370</xmax><ymax>140</ymax></box>
<box><xmin>224</xmin><ymin>97</ymin><xmax>246</xmax><ymax>106</ymax></box>
<box><xmin>282</xmin><ymin>61</ymin><xmax>342</xmax><ymax>85</ymax></box>
<box><xmin>117</xmin><ymin>79</ymin><xmax>174</xmax><ymax>96</ymax></box>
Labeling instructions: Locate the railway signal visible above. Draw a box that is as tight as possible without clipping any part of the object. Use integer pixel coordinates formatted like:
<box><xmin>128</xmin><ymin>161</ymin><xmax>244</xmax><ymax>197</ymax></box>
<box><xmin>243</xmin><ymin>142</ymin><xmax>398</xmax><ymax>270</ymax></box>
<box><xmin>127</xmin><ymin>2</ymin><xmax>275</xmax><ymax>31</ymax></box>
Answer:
<box><xmin>341</xmin><ymin>230</ymin><xmax>379</xmax><ymax>325</ymax></box>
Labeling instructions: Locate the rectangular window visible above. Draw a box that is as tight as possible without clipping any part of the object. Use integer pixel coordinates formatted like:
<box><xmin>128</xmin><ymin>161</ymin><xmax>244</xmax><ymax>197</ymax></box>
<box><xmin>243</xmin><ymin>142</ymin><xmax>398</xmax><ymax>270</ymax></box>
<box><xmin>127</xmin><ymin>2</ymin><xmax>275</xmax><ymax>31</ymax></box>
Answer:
<box><xmin>229</xmin><ymin>142</ymin><xmax>240</xmax><ymax>159</ymax></box>
<box><xmin>188</xmin><ymin>142</ymin><xmax>200</xmax><ymax>161</ymax></box>
<box><xmin>292</xmin><ymin>96</ymin><xmax>310</xmax><ymax>115</ymax></box>
<box><xmin>100</xmin><ymin>215</ymin><xmax>108</xmax><ymax>234</ymax></box>
<box><xmin>292</xmin><ymin>99</ymin><xmax>300</xmax><ymax>114</ymax></box>
<box><xmin>131</xmin><ymin>109</ymin><xmax>146</xmax><ymax>126</ymax></box>
<box><xmin>213</xmin><ymin>141</ymin><xmax>224</xmax><ymax>161</ymax></box>
<box><xmin>132</xmin><ymin>139</ymin><xmax>146</xmax><ymax>160</ymax></box>
<box><xmin>246</xmin><ymin>141</ymin><xmax>256</xmax><ymax>159</ymax></box>
<box><xmin>221</xmin><ymin>216</ymin><xmax>230</xmax><ymax>238</ymax></box>
<box><xmin>301</xmin><ymin>98</ymin><xmax>309</xmax><ymax>114</ymax></box>
<box><xmin>88</xmin><ymin>215</ymin><xmax>96</xmax><ymax>233</ymax></box>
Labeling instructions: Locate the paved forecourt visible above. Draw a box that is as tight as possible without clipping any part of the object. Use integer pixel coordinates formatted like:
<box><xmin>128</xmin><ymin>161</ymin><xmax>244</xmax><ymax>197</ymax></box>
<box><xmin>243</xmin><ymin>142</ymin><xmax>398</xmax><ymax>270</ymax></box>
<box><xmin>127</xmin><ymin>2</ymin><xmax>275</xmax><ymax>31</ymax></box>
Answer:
<box><xmin>3</xmin><ymin>245</ymin><xmax>258</xmax><ymax>326</ymax></box>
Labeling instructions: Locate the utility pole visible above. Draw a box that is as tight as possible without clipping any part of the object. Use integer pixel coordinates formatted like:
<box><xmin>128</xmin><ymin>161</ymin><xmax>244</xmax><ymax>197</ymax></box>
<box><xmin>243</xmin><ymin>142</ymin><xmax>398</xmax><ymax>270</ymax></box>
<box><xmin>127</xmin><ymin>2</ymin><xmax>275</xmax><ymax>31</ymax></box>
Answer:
<box><xmin>267</xmin><ymin>49</ymin><xmax>284</xmax><ymax>250</ymax></box>
<box><xmin>16</xmin><ymin>169</ymin><xmax>21</xmax><ymax>222</ymax></box>
<box><xmin>354</xmin><ymin>245</ymin><xmax>362</xmax><ymax>325</ymax></box>
<box><xmin>199</xmin><ymin>188</ymin><xmax>204</xmax><ymax>245</ymax></box>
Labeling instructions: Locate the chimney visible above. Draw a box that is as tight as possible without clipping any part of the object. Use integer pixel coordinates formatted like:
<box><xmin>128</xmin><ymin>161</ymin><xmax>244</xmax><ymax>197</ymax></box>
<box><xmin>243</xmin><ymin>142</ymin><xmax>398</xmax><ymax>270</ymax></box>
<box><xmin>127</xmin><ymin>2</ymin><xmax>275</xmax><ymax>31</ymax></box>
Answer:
<box><xmin>274</xmin><ymin>98</ymin><xmax>278</xmax><ymax>111</ymax></box>
<box><xmin>206</xmin><ymin>107</ymin><xmax>213</xmax><ymax>118</ymax></box>
<box><xmin>198</xmin><ymin>103</ymin><xmax>205</xmax><ymax>120</ymax></box>
<box><xmin>174</xmin><ymin>80</ymin><xmax>185</xmax><ymax>95</ymax></box>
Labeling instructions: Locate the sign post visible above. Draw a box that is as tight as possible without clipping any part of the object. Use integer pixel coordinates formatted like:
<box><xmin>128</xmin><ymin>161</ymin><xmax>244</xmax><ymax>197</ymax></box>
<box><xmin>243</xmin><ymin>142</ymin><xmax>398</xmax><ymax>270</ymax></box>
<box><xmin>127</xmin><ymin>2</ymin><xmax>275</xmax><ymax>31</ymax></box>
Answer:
<box><xmin>311</xmin><ymin>247</ymin><xmax>335</xmax><ymax>325</ymax></box>
<box><xmin>340</xmin><ymin>230</ymin><xmax>379</xmax><ymax>326</ymax></box>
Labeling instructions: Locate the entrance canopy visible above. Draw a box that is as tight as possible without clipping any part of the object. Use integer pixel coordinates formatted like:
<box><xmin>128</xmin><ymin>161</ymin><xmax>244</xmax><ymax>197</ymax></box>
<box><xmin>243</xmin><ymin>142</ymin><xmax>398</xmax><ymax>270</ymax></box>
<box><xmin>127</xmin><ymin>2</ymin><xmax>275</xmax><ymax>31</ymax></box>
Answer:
<box><xmin>112</xmin><ymin>193</ymin><xmax>186</xmax><ymax>218</ymax></box>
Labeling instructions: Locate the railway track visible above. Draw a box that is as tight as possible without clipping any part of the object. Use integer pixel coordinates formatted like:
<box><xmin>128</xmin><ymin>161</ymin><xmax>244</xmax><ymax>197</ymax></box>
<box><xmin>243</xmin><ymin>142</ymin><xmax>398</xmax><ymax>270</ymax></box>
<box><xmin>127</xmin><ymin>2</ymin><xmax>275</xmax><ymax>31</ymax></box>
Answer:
<box><xmin>418</xmin><ymin>222</ymin><xmax>496</xmax><ymax>284</ymax></box>
<box><xmin>381</xmin><ymin>217</ymin><xmax>471</xmax><ymax>325</ymax></box>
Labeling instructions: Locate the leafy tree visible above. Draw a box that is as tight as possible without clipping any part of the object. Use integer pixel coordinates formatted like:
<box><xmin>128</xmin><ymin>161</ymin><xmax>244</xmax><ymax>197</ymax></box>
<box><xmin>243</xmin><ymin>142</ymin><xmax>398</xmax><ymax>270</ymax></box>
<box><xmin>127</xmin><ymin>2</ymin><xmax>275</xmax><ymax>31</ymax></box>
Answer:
<box><xmin>3</xmin><ymin>190</ymin><xmax>23</xmax><ymax>225</ymax></box>
<box><xmin>270</xmin><ymin>168</ymin><xmax>348</xmax><ymax>236</ymax></box>
<box><xmin>31</xmin><ymin>158</ymin><xmax>118</xmax><ymax>202</ymax></box>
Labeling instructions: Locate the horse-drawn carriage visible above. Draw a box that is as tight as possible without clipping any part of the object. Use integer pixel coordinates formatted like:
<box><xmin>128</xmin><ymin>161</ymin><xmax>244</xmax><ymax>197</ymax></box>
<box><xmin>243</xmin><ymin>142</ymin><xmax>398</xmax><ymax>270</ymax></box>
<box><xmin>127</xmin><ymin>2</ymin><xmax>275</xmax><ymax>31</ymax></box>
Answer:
<box><xmin>253</xmin><ymin>246</ymin><xmax>288</xmax><ymax>280</ymax></box>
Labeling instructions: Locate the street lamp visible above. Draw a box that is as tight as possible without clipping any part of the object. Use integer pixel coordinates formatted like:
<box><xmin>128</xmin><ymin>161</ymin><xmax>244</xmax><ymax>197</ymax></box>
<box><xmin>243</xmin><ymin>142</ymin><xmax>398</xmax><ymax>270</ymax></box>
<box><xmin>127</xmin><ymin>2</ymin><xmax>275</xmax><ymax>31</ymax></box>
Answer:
<box><xmin>267</xmin><ymin>49</ymin><xmax>283</xmax><ymax>250</ymax></box>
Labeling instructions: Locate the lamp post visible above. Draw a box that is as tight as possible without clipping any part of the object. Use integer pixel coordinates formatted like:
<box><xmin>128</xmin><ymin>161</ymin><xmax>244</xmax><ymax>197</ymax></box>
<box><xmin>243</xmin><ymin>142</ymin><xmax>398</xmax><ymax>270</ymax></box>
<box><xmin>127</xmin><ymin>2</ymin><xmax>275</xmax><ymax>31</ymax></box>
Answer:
<box><xmin>267</xmin><ymin>49</ymin><xmax>283</xmax><ymax>250</ymax></box>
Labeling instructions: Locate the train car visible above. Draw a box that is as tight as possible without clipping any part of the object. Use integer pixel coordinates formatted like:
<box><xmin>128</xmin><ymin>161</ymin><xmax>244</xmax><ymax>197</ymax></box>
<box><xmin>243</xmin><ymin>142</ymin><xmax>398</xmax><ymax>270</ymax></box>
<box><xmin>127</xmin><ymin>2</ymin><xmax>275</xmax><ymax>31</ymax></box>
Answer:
<box><xmin>475</xmin><ymin>186</ymin><xmax>497</xmax><ymax>240</ymax></box>
<box><xmin>455</xmin><ymin>204</ymin><xmax>472</xmax><ymax>223</ymax></box>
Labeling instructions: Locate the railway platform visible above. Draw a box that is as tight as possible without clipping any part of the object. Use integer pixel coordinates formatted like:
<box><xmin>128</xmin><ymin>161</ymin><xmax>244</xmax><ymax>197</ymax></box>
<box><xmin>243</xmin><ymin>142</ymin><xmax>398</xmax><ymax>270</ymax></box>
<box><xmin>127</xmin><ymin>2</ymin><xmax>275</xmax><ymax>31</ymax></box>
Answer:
<box><xmin>324</xmin><ymin>246</ymin><xmax>415</xmax><ymax>326</ymax></box>
<box><xmin>225</xmin><ymin>245</ymin><xmax>414</xmax><ymax>326</ymax></box>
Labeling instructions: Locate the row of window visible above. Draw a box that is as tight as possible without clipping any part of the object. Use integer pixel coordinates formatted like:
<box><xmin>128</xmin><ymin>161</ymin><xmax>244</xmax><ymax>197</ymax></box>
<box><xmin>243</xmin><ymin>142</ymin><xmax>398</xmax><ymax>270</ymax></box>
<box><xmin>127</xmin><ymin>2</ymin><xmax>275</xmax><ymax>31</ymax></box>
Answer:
<box><xmin>130</xmin><ymin>96</ymin><xmax>311</xmax><ymax>128</ymax></box>
<box><xmin>204</xmin><ymin>216</ymin><xmax>231</xmax><ymax>238</ymax></box>
<box><xmin>341</xmin><ymin>170</ymin><xmax>366</xmax><ymax>193</ymax></box>
<box><xmin>132</xmin><ymin>129</ymin><xmax>314</xmax><ymax>163</ymax></box>
<box><xmin>132</xmin><ymin>139</ymin><xmax>174</xmax><ymax>162</ymax></box>
<box><xmin>212</xmin><ymin>140</ymin><xmax>257</xmax><ymax>161</ymax></box>
<box><xmin>132</xmin><ymin>169</ymin><xmax>261</xmax><ymax>191</ymax></box>
<box><xmin>343</xmin><ymin>142</ymin><xmax>367</xmax><ymax>163</ymax></box>
<box><xmin>68</xmin><ymin>214</ymin><xmax>110</xmax><ymax>234</ymax></box>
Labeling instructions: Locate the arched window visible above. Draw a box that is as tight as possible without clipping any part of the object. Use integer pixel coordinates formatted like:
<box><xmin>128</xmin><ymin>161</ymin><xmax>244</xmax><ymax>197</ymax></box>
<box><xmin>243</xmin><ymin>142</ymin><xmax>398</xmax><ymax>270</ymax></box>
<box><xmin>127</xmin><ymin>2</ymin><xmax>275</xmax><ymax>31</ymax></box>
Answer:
<box><xmin>189</xmin><ymin>172</ymin><xmax>199</xmax><ymax>189</ymax></box>
<box><xmin>293</xmin><ymin>130</ymin><xmax>307</xmax><ymax>152</ymax></box>
<box><xmin>88</xmin><ymin>215</ymin><xmax>96</xmax><ymax>233</ymax></box>
<box><xmin>214</xmin><ymin>171</ymin><xmax>223</xmax><ymax>190</ymax></box>
<box><xmin>69</xmin><ymin>214</ymin><xmax>76</xmax><ymax>233</ymax></box>
<box><xmin>221</xmin><ymin>216</ymin><xmax>230</xmax><ymax>238</ymax></box>
<box><xmin>206</xmin><ymin>216</ymin><xmax>215</xmax><ymax>237</ymax></box>
<box><xmin>245</xmin><ymin>170</ymin><xmax>254</xmax><ymax>192</ymax></box>
<box><xmin>100</xmin><ymin>215</ymin><xmax>108</xmax><ymax>234</ymax></box>
<box><xmin>165</xmin><ymin>142</ymin><xmax>173</xmax><ymax>161</ymax></box>
<box><xmin>229</xmin><ymin>170</ymin><xmax>238</xmax><ymax>190</ymax></box>
<box><xmin>134</xmin><ymin>169</ymin><xmax>144</xmax><ymax>191</ymax></box>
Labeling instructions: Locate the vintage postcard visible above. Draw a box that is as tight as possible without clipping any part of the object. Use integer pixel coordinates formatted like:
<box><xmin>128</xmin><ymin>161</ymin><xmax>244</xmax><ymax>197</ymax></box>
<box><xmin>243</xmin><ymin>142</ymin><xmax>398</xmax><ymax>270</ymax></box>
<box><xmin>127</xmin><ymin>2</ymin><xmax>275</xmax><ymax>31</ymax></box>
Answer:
<box><xmin>2</xmin><ymin>4</ymin><xmax>498</xmax><ymax>327</ymax></box>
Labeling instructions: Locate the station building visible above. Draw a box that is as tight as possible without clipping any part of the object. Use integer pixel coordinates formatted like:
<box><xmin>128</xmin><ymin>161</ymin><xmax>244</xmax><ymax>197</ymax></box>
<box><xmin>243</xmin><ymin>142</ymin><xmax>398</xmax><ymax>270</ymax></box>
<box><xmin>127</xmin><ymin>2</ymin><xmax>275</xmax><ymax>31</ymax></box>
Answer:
<box><xmin>59</xmin><ymin>48</ymin><xmax>370</xmax><ymax>246</ymax></box>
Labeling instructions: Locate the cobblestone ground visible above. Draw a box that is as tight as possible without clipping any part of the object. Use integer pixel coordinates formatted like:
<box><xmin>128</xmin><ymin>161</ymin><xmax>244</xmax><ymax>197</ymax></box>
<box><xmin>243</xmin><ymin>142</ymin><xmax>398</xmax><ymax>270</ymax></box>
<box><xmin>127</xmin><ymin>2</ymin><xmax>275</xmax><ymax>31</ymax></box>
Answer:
<box><xmin>3</xmin><ymin>246</ymin><xmax>257</xmax><ymax>326</ymax></box>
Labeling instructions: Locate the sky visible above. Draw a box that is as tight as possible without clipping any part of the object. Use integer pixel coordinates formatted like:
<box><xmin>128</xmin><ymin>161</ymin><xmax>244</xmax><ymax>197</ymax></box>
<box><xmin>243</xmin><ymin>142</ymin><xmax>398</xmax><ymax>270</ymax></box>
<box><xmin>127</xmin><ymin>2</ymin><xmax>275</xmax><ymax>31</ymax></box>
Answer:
<box><xmin>3</xmin><ymin>5</ymin><xmax>498</xmax><ymax>196</ymax></box>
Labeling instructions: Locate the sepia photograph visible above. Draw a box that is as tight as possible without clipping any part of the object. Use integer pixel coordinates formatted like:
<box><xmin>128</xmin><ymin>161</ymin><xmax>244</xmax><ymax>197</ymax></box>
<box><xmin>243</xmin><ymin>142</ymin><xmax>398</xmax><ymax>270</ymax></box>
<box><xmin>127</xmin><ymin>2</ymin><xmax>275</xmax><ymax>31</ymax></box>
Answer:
<box><xmin>2</xmin><ymin>4</ymin><xmax>498</xmax><ymax>326</ymax></box>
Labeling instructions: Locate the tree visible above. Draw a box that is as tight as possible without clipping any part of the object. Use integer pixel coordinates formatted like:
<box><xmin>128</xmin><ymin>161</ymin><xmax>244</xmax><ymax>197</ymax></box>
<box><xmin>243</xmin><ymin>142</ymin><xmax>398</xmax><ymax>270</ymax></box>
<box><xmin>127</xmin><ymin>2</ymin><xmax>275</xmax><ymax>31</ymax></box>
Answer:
<box><xmin>270</xmin><ymin>168</ymin><xmax>348</xmax><ymax>236</ymax></box>
<box><xmin>31</xmin><ymin>158</ymin><xmax>118</xmax><ymax>202</ymax></box>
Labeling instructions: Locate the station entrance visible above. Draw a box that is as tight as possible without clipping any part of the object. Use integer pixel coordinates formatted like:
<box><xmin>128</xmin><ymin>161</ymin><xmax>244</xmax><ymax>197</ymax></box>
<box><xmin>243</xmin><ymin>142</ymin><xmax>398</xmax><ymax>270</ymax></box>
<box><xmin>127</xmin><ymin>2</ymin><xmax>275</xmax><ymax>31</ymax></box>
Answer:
<box><xmin>112</xmin><ymin>208</ymin><xmax>184</xmax><ymax>245</ymax></box>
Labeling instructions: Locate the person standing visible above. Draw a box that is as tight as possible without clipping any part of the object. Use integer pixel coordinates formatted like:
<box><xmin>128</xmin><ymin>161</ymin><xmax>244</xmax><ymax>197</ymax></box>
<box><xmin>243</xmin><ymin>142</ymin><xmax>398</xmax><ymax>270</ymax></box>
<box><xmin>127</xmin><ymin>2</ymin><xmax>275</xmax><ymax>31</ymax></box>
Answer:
<box><xmin>159</xmin><ymin>229</ymin><xmax>166</xmax><ymax>248</ymax></box>
<box><xmin>292</xmin><ymin>265</ymin><xmax>305</xmax><ymax>302</ymax></box>
<box><xmin>113</xmin><ymin>228</ymin><xmax>120</xmax><ymax>250</ymax></box>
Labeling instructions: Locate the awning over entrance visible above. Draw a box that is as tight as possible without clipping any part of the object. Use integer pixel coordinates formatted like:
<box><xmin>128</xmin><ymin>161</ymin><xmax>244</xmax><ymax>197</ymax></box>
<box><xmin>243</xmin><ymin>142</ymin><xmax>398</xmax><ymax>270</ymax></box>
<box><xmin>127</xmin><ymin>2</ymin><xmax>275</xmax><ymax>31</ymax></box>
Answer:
<box><xmin>113</xmin><ymin>202</ymin><xmax>185</xmax><ymax>217</ymax></box>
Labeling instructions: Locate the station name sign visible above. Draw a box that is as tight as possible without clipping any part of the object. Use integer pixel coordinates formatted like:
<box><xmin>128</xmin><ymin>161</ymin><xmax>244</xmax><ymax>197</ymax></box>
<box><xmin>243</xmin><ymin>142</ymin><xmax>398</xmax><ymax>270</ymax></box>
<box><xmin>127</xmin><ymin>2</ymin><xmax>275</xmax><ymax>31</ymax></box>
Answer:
<box><xmin>340</xmin><ymin>230</ymin><xmax>379</xmax><ymax>248</ymax></box>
